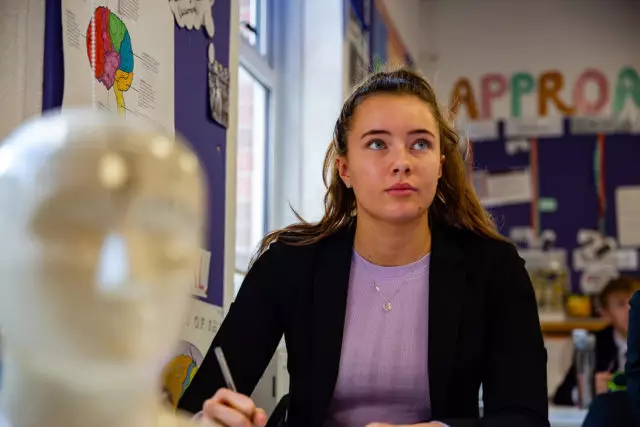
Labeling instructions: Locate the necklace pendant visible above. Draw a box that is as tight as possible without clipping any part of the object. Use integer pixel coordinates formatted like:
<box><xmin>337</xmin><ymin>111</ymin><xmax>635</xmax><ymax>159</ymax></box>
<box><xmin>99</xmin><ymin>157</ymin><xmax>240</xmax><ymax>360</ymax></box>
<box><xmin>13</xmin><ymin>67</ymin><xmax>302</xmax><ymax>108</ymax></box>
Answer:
<box><xmin>383</xmin><ymin>302</ymin><xmax>392</xmax><ymax>312</ymax></box>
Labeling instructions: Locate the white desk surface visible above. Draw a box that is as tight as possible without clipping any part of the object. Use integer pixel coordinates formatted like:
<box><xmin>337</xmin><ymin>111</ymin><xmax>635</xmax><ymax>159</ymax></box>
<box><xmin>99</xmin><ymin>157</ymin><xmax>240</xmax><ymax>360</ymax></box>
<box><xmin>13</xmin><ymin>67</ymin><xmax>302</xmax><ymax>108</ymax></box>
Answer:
<box><xmin>548</xmin><ymin>406</ymin><xmax>587</xmax><ymax>427</ymax></box>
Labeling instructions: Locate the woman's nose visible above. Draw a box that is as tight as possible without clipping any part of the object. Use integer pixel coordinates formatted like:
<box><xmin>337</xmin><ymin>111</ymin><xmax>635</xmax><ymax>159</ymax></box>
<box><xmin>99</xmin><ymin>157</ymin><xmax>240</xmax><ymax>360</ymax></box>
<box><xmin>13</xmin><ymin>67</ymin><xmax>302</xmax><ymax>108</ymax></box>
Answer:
<box><xmin>392</xmin><ymin>146</ymin><xmax>411</xmax><ymax>175</ymax></box>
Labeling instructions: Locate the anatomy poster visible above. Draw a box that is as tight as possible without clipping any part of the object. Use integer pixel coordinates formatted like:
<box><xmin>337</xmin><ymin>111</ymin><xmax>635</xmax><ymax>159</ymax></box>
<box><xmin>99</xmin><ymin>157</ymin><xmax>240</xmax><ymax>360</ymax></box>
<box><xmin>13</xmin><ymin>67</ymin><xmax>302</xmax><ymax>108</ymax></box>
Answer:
<box><xmin>161</xmin><ymin>298</ymin><xmax>222</xmax><ymax>407</ymax></box>
<box><xmin>61</xmin><ymin>0</ymin><xmax>175</xmax><ymax>136</ymax></box>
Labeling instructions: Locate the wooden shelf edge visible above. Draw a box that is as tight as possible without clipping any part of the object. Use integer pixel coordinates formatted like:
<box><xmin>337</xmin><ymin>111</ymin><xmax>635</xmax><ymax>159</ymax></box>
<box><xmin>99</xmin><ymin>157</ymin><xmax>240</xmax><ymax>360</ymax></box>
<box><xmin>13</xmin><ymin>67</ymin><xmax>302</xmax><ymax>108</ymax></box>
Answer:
<box><xmin>541</xmin><ymin>318</ymin><xmax>608</xmax><ymax>335</ymax></box>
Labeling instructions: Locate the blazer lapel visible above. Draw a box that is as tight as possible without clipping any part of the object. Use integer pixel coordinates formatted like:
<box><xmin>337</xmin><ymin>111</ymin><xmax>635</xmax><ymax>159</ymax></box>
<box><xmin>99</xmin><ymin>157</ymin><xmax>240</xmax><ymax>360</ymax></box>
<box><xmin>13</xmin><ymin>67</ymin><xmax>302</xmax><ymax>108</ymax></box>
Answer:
<box><xmin>310</xmin><ymin>224</ymin><xmax>355</xmax><ymax>424</ymax></box>
<box><xmin>428</xmin><ymin>223</ymin><xmax>466</xmax><ymax>417</ymax></box>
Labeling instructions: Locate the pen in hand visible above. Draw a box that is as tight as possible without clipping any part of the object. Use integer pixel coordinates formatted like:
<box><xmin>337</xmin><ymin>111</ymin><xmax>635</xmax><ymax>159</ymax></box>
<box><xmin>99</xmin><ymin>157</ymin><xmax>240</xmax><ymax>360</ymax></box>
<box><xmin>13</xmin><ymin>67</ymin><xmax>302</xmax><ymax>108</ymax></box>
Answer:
<box><xmin>208</xmin><ymin>347</ymin><xmax>268</xmax><ymax>426</ymax></box>
<box><xmin>214</xmin><ymin>346</ymin><xmax>238</xmax><ymax>392</ymax></box>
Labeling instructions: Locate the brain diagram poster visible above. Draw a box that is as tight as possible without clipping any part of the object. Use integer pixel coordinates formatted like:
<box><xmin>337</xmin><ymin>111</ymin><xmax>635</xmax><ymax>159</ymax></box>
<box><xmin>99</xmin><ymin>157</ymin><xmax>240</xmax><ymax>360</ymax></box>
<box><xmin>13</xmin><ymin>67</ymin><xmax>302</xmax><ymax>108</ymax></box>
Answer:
<box><xmin>61</xmin><ymin>0</ymin><xmax>175</xmax><ymax>136</ymax></box>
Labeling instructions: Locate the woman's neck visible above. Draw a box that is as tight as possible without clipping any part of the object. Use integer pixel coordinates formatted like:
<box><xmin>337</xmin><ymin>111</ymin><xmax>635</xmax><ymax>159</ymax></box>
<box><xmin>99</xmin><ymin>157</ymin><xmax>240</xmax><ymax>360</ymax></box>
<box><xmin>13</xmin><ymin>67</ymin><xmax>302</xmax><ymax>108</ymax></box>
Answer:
<box><xmin>354</xmin><ymin>214</ymin><xmax>431</xmax><ymax>266</ymax></box>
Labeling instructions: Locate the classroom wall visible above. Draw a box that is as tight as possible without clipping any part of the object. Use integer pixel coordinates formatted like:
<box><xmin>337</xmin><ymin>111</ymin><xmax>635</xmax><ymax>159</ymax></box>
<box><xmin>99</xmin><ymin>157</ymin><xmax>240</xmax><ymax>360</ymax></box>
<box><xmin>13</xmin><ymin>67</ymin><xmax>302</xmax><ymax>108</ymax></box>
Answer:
<box><xmin>0</xmin><ymin>0</ymin><xmax>45</xmax><ymax>141</ymax></box>
<box><xmin>418</xmin><ymin>0</ymin><xmax>640</xmax><ymax>120</ymax></box>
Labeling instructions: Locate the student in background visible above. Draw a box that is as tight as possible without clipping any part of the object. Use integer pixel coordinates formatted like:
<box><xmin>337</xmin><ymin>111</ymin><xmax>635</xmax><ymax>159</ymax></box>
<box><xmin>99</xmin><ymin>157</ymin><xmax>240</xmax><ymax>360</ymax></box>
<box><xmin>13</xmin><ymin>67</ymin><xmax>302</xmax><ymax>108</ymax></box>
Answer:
<box><xmin>553</xmin><ymin>276</ymin><xmax>639</xmax><ymax>406</ymax></box>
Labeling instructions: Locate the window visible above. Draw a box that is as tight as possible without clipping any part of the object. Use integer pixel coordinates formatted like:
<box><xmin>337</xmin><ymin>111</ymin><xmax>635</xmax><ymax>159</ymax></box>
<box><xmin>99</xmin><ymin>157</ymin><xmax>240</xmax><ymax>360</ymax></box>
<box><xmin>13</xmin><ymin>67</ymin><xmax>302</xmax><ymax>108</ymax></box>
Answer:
<box><xmin>234</xmin><ymin>0</ymin><xmax>277</xmax><ymax>296</ymax></box>
<box><xmin>240</xmin><ymin>0</ymin><xmax>269</xmax><ymax>57</ymax></box>
<box><xmin>235</xmin><ymin>66</ymin><xmax>268</xmax><ymax>277</ymax></box>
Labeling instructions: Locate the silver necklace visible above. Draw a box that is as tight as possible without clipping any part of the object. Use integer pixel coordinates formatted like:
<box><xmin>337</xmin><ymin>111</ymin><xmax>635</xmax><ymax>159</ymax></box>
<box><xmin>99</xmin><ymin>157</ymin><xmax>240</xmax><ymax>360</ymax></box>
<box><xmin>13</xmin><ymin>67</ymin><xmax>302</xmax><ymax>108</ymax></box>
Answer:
<box><xmin>371</xmin><ymin>280</ymin><xmax>409</xmax><ymax>312</ymax></box>
<box><xmin>359</xmin><ymin>257</ymin><xmax>411</xmax><ymax>312</ymax></box>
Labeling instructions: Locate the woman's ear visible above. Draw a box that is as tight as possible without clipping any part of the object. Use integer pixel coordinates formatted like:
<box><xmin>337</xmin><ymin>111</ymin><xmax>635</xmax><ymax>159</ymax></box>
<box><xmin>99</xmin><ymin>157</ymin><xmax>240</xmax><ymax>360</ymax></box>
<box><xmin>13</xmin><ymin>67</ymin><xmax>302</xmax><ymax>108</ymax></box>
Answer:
<box><xmin>336</xmin><ymin>156</ymin><xmax>350</xmax><ymax>187</ymax></box>
<box><xmin>438</xmin><ymin>155</ymin><xmax>445</xmax><ymax>178</ymax></box>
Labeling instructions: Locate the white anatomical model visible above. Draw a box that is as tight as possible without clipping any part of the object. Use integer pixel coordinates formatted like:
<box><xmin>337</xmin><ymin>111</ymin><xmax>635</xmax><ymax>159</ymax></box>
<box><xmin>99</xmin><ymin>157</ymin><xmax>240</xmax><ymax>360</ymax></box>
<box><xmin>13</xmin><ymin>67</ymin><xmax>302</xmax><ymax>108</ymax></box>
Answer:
<box><xmin>0</xmin><ymin>110</ymin><xmax>207</xmax><ymax>427</ymax></box>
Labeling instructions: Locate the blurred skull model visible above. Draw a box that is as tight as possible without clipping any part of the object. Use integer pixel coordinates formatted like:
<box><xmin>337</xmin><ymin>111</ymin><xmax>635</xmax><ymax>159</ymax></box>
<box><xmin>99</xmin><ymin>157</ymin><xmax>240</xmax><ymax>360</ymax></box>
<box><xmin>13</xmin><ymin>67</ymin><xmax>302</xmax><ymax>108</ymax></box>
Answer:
<box><xmin>0</xmin><ymin>109</ymin><xmax>207</xmax><ymax>427</ymax></box>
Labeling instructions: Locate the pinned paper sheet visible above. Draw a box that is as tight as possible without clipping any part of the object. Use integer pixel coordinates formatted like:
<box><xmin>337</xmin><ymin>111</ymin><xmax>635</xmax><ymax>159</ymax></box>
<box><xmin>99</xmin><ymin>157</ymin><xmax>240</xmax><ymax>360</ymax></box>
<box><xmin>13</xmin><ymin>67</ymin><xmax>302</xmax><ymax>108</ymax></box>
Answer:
<box><xmin>572</xmin><ymin>229</ymin><xmax>638</xmax><ymax>272</ymax></box>
<box><xmin>193</xmin><ymin>249</ymin><xmax>211</xmax><ymax>298</ymax></box>
<box><xmin>475</xmin><ymin>169</ymin><xmax>532</xmax><ymax>207</ymax></box>
<box><xmin>169</xmin><ymin>0</ymin><xmax>215</xmax><ymax>37</ymax></box>
<box><xmin>573</xmin><ymin>229</ymin><xmax>617</xmax><ymax>270</ymax></box>
<box><xmin>504</xmin><ymin>117</ymin><xmax>563</xmax><ymax>138</ymax></box>
<box><xmin>580</xmin><ymin>263</ymin><xmax>619</xmax><ymax>294</ymax></box>
<box><xmin>162</xmin><ymin>298</ymin><xmax>222</xmax><ymax>407</ymax></box>
<box><xmin>538</xmin><ymin>198</ymin><xmax>558</xmax><ymax>213</ymax></box>
<box><xmin>616</xmin><ymin>187</ymin><xmax>640</xmax><ymax>246</ymax></box>
<box><xmin>208</xmin><ymin>57</ymin><xmax>230</xmax><ymax>127</ymax></box>
<box><xmin>509</xmin><ymin>226</ymin><xmax>535</xmax><ymax>245</ymax></box>
<box><xmin>456</xmin><ymin>120</ymin><xmax>499</xmax><ymax>142</ymax></box>
<box><xmin>570</xmin><ymin>116</ymin><xmax>634</xmax><ymax>135</ymax></box>
<box><xmin>505</xmin><ymin>139</ymin><xmax>531</xmax><ymax>155</ymax></box>
<box><xmin>573</xmin><ymin>248</ymin><xmax>638</xmax><ymax>272</ymax></box>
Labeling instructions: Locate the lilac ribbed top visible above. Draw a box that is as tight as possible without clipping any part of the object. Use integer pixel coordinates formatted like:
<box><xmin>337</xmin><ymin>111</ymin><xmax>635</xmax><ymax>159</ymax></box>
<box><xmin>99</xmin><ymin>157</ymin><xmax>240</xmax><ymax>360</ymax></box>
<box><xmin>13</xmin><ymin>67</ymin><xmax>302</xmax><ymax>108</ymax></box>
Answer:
<box><xmin>323</xmin><ymin>249</ymin><xmax>432</xmax><ymax>427</ymax></box>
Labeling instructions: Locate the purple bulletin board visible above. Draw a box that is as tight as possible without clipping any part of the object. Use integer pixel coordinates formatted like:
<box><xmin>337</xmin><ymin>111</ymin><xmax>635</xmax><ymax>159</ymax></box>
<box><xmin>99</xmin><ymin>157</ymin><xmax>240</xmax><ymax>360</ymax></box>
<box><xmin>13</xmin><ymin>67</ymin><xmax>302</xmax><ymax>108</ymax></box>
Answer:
<box><xmin>43</xmin><ymin>0</ymin><xmax>230</xmax><ymax>306</ymax></box>
<box><xmin>472</xmin><ymin>118</ymin><xmax>640</xmax><ymax>292</ymax></box>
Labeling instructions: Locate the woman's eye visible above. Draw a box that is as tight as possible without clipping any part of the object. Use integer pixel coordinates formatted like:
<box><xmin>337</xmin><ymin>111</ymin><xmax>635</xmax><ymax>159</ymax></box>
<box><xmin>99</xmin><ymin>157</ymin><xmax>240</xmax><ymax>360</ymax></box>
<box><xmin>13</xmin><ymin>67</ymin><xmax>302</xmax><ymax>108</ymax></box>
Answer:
<box><xmin>367</xmin><ymin>139</ymin><xmax>386</xmax><ymax>150</ymax></box>
<box><xmin>412</xmin><ymin>139</ymin><xmax>431</xmax><ymax>150</ymax></box>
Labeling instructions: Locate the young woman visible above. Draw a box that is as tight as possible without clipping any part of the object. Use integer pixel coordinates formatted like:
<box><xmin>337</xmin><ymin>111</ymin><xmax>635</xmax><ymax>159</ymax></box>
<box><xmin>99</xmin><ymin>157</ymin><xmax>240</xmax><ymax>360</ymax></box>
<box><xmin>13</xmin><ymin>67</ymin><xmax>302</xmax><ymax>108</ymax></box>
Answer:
<box><xmin>178</xmin><ymin>69</ymin><xmax>548</xmax><ymax>427</ymax></box>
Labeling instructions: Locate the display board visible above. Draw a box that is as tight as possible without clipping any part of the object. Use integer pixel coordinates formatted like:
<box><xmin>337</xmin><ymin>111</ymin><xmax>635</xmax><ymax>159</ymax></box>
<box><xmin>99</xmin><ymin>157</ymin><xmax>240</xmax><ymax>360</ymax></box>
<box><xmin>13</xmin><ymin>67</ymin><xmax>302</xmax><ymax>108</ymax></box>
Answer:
<box><xmin>42</xmin><ymin>0</ymin><xmax>233</xmax><ymax>406</ymax></box>
<box><xmin>346</xmin><ymin>0</ymin><xmax>371</xmax><ymax>88</ymax></box>
<box><xmin>368</xmin><ymin>0</ymin><xmax>413</xmax><ymax>72</ymax></box>
<box><xmin>44</xmin><ymin>0</ymin><xmax>229</xmax><ymax>304</ymax></box>
<box><xmin>471</xmin><ymin>119</ymin><xmax>640</xmax><ymax>297</ymax></box>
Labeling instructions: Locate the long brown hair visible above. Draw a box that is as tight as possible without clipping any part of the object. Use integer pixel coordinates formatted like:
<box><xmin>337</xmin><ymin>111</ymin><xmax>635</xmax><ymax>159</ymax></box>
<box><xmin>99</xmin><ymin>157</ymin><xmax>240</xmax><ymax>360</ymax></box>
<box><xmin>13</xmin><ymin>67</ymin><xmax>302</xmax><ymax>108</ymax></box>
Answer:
<box><xmin>254</xmin><ymin>68</ymin><xmax>504</xmax><ymax>262</ymax></box>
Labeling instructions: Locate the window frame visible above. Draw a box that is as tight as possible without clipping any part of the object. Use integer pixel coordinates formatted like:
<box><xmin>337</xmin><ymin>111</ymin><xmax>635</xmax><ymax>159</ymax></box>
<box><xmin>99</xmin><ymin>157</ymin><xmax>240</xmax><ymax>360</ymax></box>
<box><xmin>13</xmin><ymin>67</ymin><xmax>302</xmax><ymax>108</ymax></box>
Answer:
<box><xmin>233</xmin><ymin>0</ymin><xmax>280</xmax><ymax>286</ymax></box>
<box><xmin>239</xmin><ymin>0</ymin><xmax>278</xmax><ymax>66</ymax></box>
<box><xmin>235</xmin><ymin>65</ymin><xmax>269</xmax><ymax>276</ymax></box>
<box><xmin>230</xmin><ymin>0</ymin><xmax>304</xmax><ymax>302</ymax></box>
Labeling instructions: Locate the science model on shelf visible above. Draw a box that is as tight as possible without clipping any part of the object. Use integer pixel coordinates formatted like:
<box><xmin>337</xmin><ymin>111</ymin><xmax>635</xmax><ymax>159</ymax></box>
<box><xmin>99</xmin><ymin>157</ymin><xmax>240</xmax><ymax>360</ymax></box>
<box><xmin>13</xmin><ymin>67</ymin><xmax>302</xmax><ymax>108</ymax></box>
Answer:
<box><xmin>510</xmin><ymin>228</ymin><xmax>569</xmax><ymax>317</ymax></box>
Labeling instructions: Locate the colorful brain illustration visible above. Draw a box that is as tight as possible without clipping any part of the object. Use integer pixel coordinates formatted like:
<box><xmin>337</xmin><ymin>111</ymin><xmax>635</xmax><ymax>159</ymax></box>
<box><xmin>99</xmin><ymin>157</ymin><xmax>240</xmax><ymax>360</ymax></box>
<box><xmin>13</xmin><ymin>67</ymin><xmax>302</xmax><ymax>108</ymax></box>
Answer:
<box><xmin>161</xmin><ymin>342</ymin><xmax>204</xmax><ymax>408</ymax></box>
<box><xmin>86</xmin><ymin>7</ymin><xmax>134</xmax><ymax>114</ymax></box>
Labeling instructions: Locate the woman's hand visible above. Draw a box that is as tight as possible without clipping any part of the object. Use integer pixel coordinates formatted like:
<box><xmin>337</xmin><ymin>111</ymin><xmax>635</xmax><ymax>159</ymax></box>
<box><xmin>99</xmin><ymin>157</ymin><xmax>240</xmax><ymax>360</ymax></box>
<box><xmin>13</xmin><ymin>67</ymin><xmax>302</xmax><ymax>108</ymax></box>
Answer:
<box><xmin>202</xmin><ymin>388</ymin><xmax>268</xmax><ymax>427</ymax></box>
<box><xmin>595</xmin><ymin>371</ymin><xmax>613</xmax><ymax>395</ymax></box>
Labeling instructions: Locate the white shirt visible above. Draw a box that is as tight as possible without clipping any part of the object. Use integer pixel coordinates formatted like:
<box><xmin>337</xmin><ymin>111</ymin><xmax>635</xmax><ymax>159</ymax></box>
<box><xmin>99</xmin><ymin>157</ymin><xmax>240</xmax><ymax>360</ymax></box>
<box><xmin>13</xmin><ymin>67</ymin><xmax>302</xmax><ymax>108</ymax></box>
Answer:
<box><xmin>613</xmin><ymin>329</ymin><xmax>627</xmax><ymax>371</ymax></box>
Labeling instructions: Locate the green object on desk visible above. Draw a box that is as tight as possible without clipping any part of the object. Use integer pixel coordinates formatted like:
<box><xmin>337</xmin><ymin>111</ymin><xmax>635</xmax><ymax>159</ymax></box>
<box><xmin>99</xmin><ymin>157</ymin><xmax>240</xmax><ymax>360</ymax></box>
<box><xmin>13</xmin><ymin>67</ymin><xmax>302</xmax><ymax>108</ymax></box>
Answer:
<box><xmin>608</xmin><ymin>371</ymin><xmax>626</xmax><ymax>392</ymax></box>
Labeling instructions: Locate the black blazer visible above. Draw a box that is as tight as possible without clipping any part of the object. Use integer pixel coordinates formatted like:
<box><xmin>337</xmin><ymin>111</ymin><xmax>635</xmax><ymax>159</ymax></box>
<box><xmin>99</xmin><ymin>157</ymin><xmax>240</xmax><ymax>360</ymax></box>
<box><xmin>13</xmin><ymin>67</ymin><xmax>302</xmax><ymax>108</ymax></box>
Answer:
<box><xmin>178</xmin><ymin>221</ymin><xmax>549</xmax><ymax>427</ymax></box>
<box><xmin>552</xmin><ymin>325</ymin><xmax>620</xmax><ymax>406</ymax></box>
<box><xmin>627</xmin><ymin>291</ymin><xmax>640</xmax><ymax>424</ymax></box>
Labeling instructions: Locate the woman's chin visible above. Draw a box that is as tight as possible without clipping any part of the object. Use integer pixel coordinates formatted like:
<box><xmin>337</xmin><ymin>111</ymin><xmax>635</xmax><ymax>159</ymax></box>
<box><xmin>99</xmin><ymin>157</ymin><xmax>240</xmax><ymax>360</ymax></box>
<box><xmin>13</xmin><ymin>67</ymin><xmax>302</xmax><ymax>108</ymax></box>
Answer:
<box><xmin>376</xmin><ymin>207</ymin><xmax>429</xmax><ymax>224</ymax></box>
